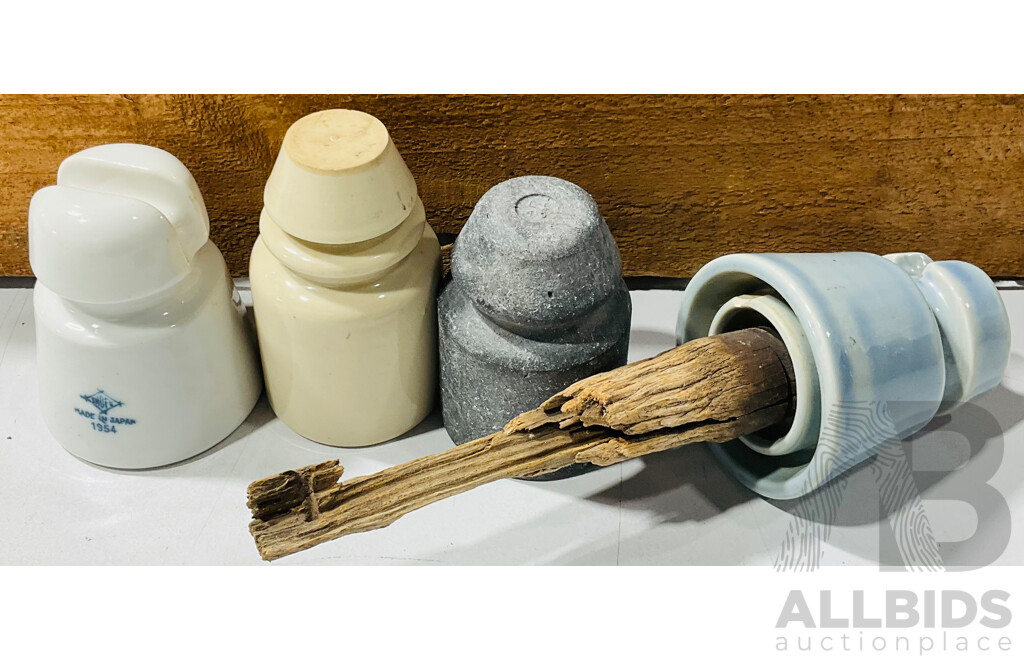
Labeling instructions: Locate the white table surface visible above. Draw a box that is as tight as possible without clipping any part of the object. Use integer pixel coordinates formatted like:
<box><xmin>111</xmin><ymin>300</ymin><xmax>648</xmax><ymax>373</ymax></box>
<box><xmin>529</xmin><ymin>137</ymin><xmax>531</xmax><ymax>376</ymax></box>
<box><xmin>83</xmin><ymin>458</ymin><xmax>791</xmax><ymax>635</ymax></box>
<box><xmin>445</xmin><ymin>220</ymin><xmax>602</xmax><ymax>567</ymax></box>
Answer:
<box><xmin>1</xmin><ymin>282</ymin><xmax>1022</xmax><ymax>566</ymax></box>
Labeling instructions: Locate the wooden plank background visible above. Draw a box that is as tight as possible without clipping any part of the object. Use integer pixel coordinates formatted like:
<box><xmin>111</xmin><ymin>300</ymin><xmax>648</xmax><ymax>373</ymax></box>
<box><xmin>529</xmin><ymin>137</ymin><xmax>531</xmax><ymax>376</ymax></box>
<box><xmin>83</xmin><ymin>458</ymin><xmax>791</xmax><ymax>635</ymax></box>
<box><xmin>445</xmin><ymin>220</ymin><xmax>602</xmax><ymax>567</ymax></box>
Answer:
<box><xmin>1</xmin><ymin>94</ymin><xmax>1022</xmax><ymax>278</ymax></box>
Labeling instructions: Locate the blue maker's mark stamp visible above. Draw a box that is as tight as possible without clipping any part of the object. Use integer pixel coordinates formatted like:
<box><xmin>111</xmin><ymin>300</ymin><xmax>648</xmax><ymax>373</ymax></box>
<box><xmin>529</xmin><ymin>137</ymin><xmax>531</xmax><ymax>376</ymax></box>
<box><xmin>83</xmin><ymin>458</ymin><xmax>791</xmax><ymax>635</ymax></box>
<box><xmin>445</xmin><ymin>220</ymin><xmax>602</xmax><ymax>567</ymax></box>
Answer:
<box><xmin>81</xmin><ymin>390</ymin><xmax>122</xmax><ymax>414</ymax></box>
<box><xmin>75</xmin><ymin>389</ymin><xmax>137</xmax><ymax>433</ymax></box>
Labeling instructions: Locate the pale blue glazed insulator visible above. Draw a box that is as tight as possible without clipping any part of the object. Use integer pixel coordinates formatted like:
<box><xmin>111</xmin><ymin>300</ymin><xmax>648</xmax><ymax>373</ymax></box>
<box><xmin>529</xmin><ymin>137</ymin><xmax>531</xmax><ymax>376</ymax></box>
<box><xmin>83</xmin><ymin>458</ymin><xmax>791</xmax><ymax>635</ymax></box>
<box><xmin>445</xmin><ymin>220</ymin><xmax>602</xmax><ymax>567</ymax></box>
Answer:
<box><xmin>676</xmin><ymin>252</ymin><xmax>1010</xmax><ymax>500</ymax></box>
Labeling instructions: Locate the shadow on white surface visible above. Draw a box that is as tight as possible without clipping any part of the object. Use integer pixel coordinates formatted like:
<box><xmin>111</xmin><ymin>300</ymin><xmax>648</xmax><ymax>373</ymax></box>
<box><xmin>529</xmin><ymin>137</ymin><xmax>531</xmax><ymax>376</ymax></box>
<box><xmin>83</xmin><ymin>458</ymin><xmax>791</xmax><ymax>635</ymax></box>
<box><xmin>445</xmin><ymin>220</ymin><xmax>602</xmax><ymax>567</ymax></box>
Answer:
<box><xmin>75</xmin><ymin>395</ymin><xmax>278</xmax><ymax>476</ymax></box>
<box><xmin>767</xmin><ymin>384</ymin><xmax>1024</xmax><ymax>568</ymax></box>
<box><xmin>3</xmin><ymin>286</ymin><xmax>1022</xmax><ymax>566</ymax></box>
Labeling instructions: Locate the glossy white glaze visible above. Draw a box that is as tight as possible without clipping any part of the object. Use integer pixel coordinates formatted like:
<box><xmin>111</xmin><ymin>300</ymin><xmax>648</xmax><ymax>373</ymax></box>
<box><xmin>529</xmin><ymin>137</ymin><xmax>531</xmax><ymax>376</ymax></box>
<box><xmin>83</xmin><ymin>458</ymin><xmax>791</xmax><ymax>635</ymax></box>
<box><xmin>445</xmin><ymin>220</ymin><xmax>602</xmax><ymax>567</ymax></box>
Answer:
<box><xmin>29</xmin><ymin>145</ymin><xmax>262</xmax><ymax>469</ymax></box>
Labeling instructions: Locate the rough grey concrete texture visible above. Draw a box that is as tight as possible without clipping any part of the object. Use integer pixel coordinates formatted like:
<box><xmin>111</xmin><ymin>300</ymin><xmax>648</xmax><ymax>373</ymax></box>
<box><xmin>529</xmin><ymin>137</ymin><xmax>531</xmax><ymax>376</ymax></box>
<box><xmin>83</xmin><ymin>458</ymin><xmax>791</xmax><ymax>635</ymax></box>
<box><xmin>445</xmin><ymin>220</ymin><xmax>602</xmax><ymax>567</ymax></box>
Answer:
<box><xmin>439</xmin><ymin>175</ymin><xmax>632</xmax><ymax>480</ymax></box>
<box><xmin>451</xmin><ymin>176</ymin><xmax>624</xmax><ymax>338</ymax></box>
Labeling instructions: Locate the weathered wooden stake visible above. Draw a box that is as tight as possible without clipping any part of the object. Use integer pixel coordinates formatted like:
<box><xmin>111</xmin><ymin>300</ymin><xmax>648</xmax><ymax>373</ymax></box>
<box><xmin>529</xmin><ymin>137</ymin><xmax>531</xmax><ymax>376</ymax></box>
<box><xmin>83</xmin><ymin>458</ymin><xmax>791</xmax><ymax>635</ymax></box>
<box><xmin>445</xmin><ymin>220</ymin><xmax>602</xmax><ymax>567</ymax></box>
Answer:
<box><xmin>247</xmin><ymin>328</ymin><xmax>795</xmax><ymax>561</ymax></box>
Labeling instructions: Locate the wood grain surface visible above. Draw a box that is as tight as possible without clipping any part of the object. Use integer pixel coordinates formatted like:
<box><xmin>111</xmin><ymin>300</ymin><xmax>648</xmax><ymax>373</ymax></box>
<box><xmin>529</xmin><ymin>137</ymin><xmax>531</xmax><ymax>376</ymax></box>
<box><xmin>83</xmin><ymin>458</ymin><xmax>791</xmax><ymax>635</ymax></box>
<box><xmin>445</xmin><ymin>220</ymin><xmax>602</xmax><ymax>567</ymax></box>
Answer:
<box><xmin>247</xmin><ymin>327</ymin><xmax>794</xmax><ymax>560</ymax></box>
<box><xmin>2</xmin><ymin>94</ymin><xmax>1022</xmax><ymax>278</ymax></box>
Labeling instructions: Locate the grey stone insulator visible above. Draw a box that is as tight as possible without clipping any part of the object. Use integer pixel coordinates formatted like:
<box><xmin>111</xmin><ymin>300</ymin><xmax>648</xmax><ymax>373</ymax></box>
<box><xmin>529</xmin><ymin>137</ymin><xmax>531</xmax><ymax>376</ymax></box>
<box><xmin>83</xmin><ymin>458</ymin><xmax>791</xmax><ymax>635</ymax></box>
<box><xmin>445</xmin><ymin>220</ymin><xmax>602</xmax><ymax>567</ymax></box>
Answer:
<box><xmin>439</xmin><ymin>175</ymin><xmax>632</xmax><ymax>480</ymax></box>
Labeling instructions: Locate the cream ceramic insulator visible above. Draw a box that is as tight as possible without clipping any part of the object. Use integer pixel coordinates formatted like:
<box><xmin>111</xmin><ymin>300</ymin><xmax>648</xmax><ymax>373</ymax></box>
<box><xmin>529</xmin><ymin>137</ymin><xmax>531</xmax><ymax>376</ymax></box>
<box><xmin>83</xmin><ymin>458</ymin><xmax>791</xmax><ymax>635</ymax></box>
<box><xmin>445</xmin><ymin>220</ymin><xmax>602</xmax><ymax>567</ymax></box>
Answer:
<box><xmin>251</xmin><ymin>109</ymin><xmax>440</xmax><ymax>447</ymax></box>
